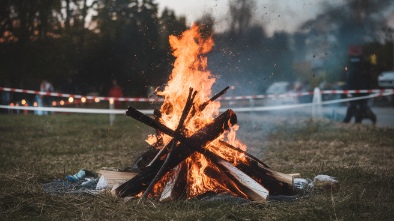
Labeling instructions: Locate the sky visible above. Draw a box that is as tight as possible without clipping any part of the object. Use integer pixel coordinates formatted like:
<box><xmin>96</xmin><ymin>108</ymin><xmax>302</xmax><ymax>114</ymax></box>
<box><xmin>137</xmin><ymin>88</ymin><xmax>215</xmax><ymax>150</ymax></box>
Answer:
<box><xmin>156</xmin><ymin>0</ymin><xmax>344</xmax><ymax>35</ymax></box>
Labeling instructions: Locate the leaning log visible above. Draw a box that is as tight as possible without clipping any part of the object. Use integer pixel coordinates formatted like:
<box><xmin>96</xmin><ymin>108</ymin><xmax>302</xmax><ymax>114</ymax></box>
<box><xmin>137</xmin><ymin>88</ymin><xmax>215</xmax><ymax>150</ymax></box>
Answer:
<box><xmin>208</xmin><ymin>142</ymin><xmax>294</xmax><ymax>195</ymax></box>
<box><xmin>140</xmin><ymin>88</ymin><xmax>197</xmax><ymax>201</ymax></box>
<box><xmin>115</xmin><ymin>108</ymin><xmax>237</xmax><ymax>197</ymax></box>
<box><xmin>159</xmin><ymin>162</ymin><xmax>188</xmax><ymax>202</ymax></box>
<box><xmin>217</xmin><ymin>159</ymin><xmax>269</xmax><ymax>202</ymax></box>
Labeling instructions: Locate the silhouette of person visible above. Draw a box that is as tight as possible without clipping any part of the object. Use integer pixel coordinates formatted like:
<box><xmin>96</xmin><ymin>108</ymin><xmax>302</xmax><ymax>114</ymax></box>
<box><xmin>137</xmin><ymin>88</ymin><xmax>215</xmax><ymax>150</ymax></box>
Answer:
<box><xmin>343</xmin><ymin>46</ymin><xmax>377</xmax><ymax>125</ymax></box>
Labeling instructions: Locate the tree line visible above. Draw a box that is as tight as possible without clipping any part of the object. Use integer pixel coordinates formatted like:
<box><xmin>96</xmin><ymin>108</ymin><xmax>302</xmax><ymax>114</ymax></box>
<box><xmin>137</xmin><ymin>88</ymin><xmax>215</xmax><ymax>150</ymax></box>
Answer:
<box><xmin>0</xmin><ymin>0</ymin><xmax>187</xmax><ymax>96</ymax></box>
<box><xmin>1</xmin><ymin>0</ymin><xmax>393</xmax><ymax>98</ymax></box>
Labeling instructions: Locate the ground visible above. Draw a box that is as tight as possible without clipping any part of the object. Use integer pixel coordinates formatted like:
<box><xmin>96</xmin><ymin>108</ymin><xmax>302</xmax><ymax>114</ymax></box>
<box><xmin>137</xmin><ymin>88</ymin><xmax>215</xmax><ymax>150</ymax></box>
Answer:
<box><xmin>0</xmin><ymin>113</ymin><xmax>393</xmax><ymax>220</ymax></box>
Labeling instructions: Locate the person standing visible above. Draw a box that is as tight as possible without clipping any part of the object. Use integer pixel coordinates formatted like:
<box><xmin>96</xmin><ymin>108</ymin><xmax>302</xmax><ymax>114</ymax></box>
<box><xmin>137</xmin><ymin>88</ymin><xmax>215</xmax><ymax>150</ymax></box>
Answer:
<box><xmin>343</xmin><ymin>45</ymin><xmax>377</xmax><ymax>125</ymax></box>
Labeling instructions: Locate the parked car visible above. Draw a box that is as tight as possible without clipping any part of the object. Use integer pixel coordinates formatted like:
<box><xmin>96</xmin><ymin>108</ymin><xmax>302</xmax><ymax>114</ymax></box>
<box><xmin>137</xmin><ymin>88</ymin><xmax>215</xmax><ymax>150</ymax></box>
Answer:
<box><xmin>378</xmin><ymin>71</ymin><xmax>394</xmax><ymax>88</ymax></box>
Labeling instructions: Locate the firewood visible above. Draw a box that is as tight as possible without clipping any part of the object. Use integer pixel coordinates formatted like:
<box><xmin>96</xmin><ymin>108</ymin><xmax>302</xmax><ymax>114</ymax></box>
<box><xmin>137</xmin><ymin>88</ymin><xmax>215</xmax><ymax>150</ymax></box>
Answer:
<box><xmin>140</xmin><ymin>88</ymin><xmax>197</xmax><ymax>201</ymax></box>
<box><xmin>115</xmin><ymin>109</ymin><xmax>237</xmax><ymax>197</ymax></box>
<box><xmin>235</xmin><ymin>161</ymin><xmax>294</xmax><ymax>195</ymax></box>
<box><xmin>159</xmin><ymin>162</ymin><xmax>187</xmax><ymax>202</ymax></box>
<box><xmin>124</xmin><ymin>107</ymin><xmax>294</xmax><ymax>196</ymax></box>
<box><xmin>198</xmin><ymin>149</ymin><xmax>269</xmax><ymax>201</ymax></box>
<box><xmin>217</xmin><ymin>160</ymin><xmax>269</xmax><ymax>202</ymax></box>
<box><xmin>198</xmin><ymin>86</ymin><xmax>230</xmax><ymax>112</ymax></box>
<box><xmin>148</xmin><ymin>86</ymin><xmax>230</xmax><ymax>167</ymax></box>
<box><xmin>97</xmin><ymin>170</ymin><xmax>138</xmax><ymax>189</ymax></box>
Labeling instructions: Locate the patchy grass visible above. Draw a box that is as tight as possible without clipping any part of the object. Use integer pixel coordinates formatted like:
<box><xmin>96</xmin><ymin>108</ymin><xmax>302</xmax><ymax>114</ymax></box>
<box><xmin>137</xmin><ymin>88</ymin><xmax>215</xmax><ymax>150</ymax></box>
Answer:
<box><xmin>0</xmin><ymin>113</ymin><xmax>393</xmax><ymax>220</ymax></box>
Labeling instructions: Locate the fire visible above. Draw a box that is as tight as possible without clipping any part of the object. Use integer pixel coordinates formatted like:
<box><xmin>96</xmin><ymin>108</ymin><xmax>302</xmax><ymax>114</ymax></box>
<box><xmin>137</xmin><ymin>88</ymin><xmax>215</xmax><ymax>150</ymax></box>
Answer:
<box><xmin>148</xmin><ymin>25</ymin><xmax>247</xmax><ymax>198</ymax></box>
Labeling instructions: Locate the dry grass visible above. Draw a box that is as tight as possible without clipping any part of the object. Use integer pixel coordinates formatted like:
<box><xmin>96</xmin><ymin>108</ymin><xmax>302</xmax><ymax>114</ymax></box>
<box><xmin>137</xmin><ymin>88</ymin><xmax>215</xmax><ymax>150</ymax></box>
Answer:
<box><xmin>0</xmin><ymin>113</ymin><xmax>393</xmax><ymax>221</ymax></box>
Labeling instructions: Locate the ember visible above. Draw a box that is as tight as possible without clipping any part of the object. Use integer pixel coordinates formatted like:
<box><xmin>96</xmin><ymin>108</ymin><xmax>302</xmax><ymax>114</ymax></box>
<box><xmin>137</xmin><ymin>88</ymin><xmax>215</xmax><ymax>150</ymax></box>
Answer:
<box><xmin>115</xmin><ymin>25</ymin><xmax>297</xmax><ymax>202</ymax></box>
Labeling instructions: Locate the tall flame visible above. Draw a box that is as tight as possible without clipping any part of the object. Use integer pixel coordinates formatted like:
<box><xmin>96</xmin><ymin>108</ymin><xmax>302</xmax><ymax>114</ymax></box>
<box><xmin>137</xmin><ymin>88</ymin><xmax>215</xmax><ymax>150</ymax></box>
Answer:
<box><xmin>148</xmin><ymin>25</ymin><xmax>247</xmax><ymax>198</ymax></box>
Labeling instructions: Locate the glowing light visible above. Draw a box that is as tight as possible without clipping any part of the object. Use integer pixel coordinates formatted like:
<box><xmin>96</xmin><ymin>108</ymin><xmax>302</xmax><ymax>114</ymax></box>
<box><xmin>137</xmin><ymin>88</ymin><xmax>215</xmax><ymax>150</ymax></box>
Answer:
<box><xmin>33</xmin><ymin>102</ymin><xmax>38</xmax><ymax>107</ymax></box>
<box><xmin>10</xmin><ymin>102</ymin><xmax>14</xmax><ymax>106</ymax></box>
<box><xmin>345</xmin><ymin>67</ymin><xmax>348</xmax><ymax>71</ymax></box>
<box><xmin>68</xmin><ymin>97</ymin><xmax>74</xmax><ymax>103</ymax></box>
<box><xmin>94</xmin><ymin>97</ymin><xmax>100</xmax><ymax>103</ymax></box>
<box><xmin>60</xmin><ymin>100</ymin><xmax>65</xmax><ymax>105</ymax></box>
<box><xmin>109</xmin><ymin>98</ymin><xmax>114</xmax><ymax>104</ymax></box>
<box><xmin>81</xmin><ymin>97</ymin><xmax>86</xmax><ymax>103</ymax></box>
<box><xmin>21</xmin><ymin>99</ymin><xmax>26</xmax><ymax>105</ymax></box>
<box><xmin>52</xmin><ymin>101</ymin><xmax>57</xmax><ymax>106</ymax></box>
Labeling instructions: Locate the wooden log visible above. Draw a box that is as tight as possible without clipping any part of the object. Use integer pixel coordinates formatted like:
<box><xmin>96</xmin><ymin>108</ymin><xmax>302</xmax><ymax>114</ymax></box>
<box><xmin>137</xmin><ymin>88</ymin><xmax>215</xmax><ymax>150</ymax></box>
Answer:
<box><xmin>140</xmin><ymin>88</ymin><xmax>197</xmax><ymax>201</ymax></box>
<box><xmin>148</xmin><ymin>86</ymin><xmax>230</xmax><ymax>167</ymax></box>
<box><xmin>234</xmin><ymin>161</ymin><xmax>294</xmax><ymax>195</ymax></box>
<box><xmin>196</xmin><ymin>147</ymin><xmax>269</xmax><ymax>201</ymax></box>
<box><xmin>159</xmin><ymin>162</ymin><xmax>187</xmax><ymax>202</ymax></box>
<box><xmin>115</xmin><ymin>109</ymin><xmax>237</xmax><ymax>197</ymax></box>
<box><xmin>206</xmin><ymin>141</ymin><xmax>295</xmax><ymax>195</ymax></box>
<box><xmin>124</xmin><ymin>106</ymin><xmax>293</xmax><ymax>196</ymax></box>
<box><xmin>217</xmin><ymin>160</ymin><xmax>269</xmax><ymax>202</ymax></box>
<box><xmin>97</xmin><ymin>170</ymin><xmax>138</xmax><ymax>189</ymax></box>
<box><xmin>202</xmin><ymin>160</ymin><xmax>249</xmax><ymax>199</ymax></box>
<box><xmin>196</xmin><ymin>144</ymin><xmax>293</xmax><ymax>196</ymax></box>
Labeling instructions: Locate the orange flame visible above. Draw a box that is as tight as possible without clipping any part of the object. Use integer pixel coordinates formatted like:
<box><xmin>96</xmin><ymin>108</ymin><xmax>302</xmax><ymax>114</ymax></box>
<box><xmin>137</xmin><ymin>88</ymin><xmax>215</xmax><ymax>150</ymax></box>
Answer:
<box><xmin>148</xmin><ymin>25</ymin><xmax>247</xmax><ymax>198</ymax></box>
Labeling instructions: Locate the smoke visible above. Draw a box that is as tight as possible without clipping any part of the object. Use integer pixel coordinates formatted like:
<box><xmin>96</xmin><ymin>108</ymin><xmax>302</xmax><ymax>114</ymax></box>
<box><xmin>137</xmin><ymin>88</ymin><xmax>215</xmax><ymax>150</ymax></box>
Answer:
<box><xmin>297</xmin><ymin>0</ymin><xmax>394</xmax><ymax>75</ymax></box>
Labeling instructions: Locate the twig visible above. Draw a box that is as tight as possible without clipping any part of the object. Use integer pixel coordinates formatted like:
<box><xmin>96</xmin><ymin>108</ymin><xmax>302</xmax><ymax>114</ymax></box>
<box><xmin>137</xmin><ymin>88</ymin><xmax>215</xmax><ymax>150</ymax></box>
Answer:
<box><xmin>185</xmin><ymin>86</ymin><xmax>230</xmax><ymax>126</ymax></box>
<box><xmin>199</xmin><ymin>86</ymin><xmax>229</xmax><ymax>111</ymax></box>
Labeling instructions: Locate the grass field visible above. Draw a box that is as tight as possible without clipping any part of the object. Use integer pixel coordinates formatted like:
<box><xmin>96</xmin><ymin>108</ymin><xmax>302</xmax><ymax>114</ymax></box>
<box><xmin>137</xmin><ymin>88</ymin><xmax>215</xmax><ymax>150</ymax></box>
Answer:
<box><xmin>1</xmin><ymin>113</ymin><xmax>393</xmax><ymax>220</ymax></box>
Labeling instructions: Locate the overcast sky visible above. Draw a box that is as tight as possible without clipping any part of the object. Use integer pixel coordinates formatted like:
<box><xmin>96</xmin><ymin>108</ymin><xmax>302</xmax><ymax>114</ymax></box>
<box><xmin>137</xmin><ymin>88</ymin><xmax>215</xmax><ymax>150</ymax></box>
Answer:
<box><xmin>156</xmin><ymin>0</ymin><xmax>344</xmax><ymax>35</ymax></box>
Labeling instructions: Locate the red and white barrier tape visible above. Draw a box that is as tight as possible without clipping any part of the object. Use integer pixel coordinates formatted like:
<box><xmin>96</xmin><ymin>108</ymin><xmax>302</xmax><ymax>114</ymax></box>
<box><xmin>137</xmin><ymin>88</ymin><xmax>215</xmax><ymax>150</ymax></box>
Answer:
<box><xmin>0</xmin><ymin>87</ymin><xmax>163</xmax><ymax>102</ymax></box>
<box><xmin>1</xmin><ymin>86</ymin><xmax>394</xmax><ymax>102</ymax></box>
<box><xmin>1</xmin><ymin>90</ymin><xmax>393</xmax><ymax>114</ymax></box>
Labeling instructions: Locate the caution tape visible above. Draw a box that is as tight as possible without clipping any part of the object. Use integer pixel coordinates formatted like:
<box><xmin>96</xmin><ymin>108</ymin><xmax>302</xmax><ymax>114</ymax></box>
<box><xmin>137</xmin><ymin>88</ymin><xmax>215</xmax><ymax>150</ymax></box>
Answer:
<box><xmin>228</xmin><ymin>91</ymin><xmax>394</xmax><ymax>112</ymax></box>
<box><xmin>1</xmin><ymin>91</ymin><xmax>392</xmax><ymax>114</ymax></box>
<box><xmin>1</xmin><ymin>86</ymin><xmax>393</xmax><ymax>102</ymax></box>
<box><xmin>0</xmin><ymin>105</ymin><xmax>152</xmax><ymax>115</ymax></box>
<box><xmin>0</xmin><ymin>87</ymin><xmax>163</xmax><ymax>102</ymax></box>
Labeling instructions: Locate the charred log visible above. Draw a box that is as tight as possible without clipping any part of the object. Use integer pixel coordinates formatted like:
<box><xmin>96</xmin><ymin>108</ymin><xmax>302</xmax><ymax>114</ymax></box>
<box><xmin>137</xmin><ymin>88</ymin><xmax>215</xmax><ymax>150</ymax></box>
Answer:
<box><xmin>159</xmin><ymin>161</ymin><xmax>188</xmax><ymax>202</ymax></box>
<box><xmin>115</xmin><ymin>109</ymin><xmax>237</xmax><ymax>197</ymax></box>
<box><xmin>140</xmin><ymin>88</ymin><xmax>197</xmax><ymax>201</ymax></box>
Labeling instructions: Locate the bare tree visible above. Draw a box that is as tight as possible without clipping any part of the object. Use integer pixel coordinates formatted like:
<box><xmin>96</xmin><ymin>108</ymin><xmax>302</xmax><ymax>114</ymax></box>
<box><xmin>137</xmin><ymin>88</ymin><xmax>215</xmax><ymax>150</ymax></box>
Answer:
<box><xmin>228</xmin><ymin>0</ymin><xmax>255</xmax><ymax>37</ymax></box>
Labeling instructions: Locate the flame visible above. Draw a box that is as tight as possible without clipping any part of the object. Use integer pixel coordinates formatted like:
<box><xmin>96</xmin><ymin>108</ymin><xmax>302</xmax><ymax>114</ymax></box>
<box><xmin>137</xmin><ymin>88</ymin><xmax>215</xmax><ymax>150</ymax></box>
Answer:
<box><xmin>148</xmin><ymin>25</ymin><xmax>247</xmax><ymax>198</ymax></box>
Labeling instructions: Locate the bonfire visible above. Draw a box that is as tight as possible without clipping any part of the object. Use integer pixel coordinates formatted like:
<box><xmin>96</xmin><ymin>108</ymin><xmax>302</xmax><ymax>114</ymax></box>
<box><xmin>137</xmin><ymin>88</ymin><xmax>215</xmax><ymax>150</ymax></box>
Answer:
<box><xmin>115</xmin><ymin>25</ymin><xmax>297</xmax><ymax>202</ymax></box>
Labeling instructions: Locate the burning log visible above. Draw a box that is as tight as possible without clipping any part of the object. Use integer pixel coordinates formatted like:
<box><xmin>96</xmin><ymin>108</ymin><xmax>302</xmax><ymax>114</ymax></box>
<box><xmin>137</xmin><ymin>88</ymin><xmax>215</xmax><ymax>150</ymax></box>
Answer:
<box><xmin>115</xmin><ymin>108</ymin><xmax>237</xmax><ymax>197</ymax></box>
<box><xmin>198</xmin><ymin>149</ymin><xmax>269</xmax><ymax>201</ymax></box>
<box><xmin>159</xmin><ymin>152</ymin><xmax>270</xmax><ymax>202</ymax></box>
<box><xmin>216</xmin><ymin>160</ymin><xmax>269</xmax><ymax>201</ymax></box>
<box><xmin>124</xmin><ymin>106</ymin><xmax>294</xmax><ymax>197</ymax></box>
<box><xmin>212</xmin><ymin>141</ymin><xmax>294</xmax><ymax>195</ymax></box>
<box><xmin>146</xmin><ymin>86</ymin><xmax>231</xmax><ymax>170</ymax></box>
<box><xmin>159</xmin><ymin>162</ymin><xmax>188</xmax><ymax>202</ymax></box>
<box><xmin>139</xmin><ymin>88</ymin><xmax>197</xmax><ymax>201</ymax></box>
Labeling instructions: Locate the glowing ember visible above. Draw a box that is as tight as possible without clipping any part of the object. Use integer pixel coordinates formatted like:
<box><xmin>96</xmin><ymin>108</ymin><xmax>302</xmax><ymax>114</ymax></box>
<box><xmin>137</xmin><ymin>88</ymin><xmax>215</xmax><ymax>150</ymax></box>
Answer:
<box><xmin>147</xmin><ymin>25</ymin><xmax>248</xmax><ymax>198</ymax></box>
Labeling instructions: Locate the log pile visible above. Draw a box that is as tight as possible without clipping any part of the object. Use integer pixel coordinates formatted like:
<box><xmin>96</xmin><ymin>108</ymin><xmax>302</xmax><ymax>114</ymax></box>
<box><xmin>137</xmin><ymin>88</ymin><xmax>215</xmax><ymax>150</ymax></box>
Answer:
<box><xmin>115</xmin><ymin>87</ymin><xmax>297</xmax><ymax>203</ymax></box>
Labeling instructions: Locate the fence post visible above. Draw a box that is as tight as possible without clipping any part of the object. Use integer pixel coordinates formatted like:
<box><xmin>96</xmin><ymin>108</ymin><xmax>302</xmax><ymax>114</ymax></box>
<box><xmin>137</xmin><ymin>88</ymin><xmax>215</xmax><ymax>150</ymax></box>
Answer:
<box><xmin>109</xmin><ymin>98</ymin><xmax>115</xmax><ymax>126</ymax></box>
<box><xmin>312</xmin><ymin>87</ymin><xmax>322</xmax><ymax>119</ymax></box>
<box><xmin>249</xmin><ymin>98</ymin><xmax>256</xmax><ymax>128</ymax></box>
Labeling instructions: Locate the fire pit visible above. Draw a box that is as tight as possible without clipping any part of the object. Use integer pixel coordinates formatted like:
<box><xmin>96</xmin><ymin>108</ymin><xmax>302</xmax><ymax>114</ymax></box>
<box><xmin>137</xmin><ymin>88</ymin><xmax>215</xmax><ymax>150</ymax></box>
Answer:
<box><xmin>115</xmin><ymin>25</ymin><xmax>298</xmax><ymax>203</ymax></box>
